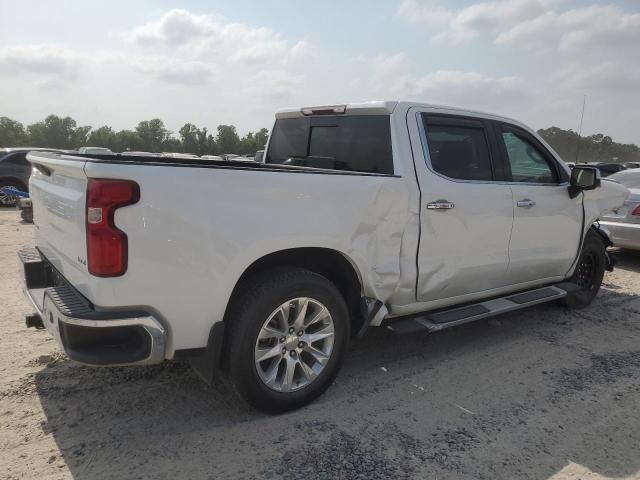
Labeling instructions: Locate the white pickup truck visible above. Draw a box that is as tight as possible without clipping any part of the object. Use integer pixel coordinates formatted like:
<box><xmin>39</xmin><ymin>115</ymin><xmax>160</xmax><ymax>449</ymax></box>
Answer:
<box><xmin>20</xmin><ymin>101</ymin><xmax>628</xmax><ymax>412</ymax></box>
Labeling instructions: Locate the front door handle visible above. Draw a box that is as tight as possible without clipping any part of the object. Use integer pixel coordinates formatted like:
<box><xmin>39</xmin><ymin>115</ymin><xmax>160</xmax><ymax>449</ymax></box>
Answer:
<box><xmin>516</xmin><ymin>199</ymin><xmax>536</xmax><ymax>208</ymax></box>
<box><xmin>426</xmin><ymin>199</ymin><xmax>455</xmax><ymax>210</ymax></box>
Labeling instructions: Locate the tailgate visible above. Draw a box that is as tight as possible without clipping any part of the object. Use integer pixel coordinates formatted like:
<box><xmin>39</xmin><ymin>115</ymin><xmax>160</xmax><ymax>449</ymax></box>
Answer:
<box><xmin>28</xmin><ymin>152</ymin><xmax>89</xmax><ymax>285</ymax></box>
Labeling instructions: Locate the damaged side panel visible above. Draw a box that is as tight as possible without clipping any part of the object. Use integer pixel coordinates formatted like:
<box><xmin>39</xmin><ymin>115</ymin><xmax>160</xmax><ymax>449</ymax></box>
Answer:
<box><xmin>83</xmin><ymin>160</ymin><xmax>413</xmax><ymax>352</ymax></box>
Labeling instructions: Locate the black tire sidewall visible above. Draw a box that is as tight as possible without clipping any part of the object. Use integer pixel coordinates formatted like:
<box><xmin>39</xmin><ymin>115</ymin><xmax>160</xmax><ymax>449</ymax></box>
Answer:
<box><xmin>227</xmin><ymin>268</ymin><xmax>349</xmax><ymax>413</ymax></box>
<box><xmin>564</xmin><ymin>232</ymin><xmax>606</xmax><ymax>308</ymax></box>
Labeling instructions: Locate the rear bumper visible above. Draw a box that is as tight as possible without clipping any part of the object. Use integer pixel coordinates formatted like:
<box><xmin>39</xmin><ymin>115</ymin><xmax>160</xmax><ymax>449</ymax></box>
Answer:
<box><xmin>19</xmin><ymin>247</ymin><xmax>166</xmax><ymax>366</ymax></box>
<box><xmin>599</xmin><ymin>221</ymin><xmax>640</xmax><ymax>250</ymax></box>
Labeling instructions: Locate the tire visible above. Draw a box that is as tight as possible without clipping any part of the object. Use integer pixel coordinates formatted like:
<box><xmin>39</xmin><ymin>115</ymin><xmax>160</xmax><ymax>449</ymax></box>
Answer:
<box><xmin>225</xmin><ymin>267</ymin><xmax>350</xmax><ymax>413</ymax></box>
<box><xmin>20</xmin><ymin>207</ymin><xmax>33</xmax><ymax>223</ymax></box>
<box><xmin>0</xmin><ymin>179</ymin><xmax>25</xmax><ymax>207</ymax></box>
<box><xmin>562</xmin><ymin>230</ymin><xmax>606</xmax><ymax>309</ymax></box>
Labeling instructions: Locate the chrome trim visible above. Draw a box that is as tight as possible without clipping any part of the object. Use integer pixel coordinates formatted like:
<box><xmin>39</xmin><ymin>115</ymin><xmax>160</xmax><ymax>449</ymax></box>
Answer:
<box><xmin>25</xmin><ymin>287</ymin><xmax>166</xmax><ymax>366</ymax></box>
<box><xmin>516</xmin><ymin>199</ymin><xmax>536</xmax><ymax>208</ymax></box>
<box><xmin>426</xmin><ymin>200</ymin><xmax>455</xmax><ymax>210</ymax></box>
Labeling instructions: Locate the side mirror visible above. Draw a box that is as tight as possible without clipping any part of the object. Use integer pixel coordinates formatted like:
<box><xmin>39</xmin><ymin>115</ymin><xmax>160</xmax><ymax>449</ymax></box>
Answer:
<box><xmin>569</xmin><ymin>166</ymin><xmax>600</xmax><ymax>198</ymax></box>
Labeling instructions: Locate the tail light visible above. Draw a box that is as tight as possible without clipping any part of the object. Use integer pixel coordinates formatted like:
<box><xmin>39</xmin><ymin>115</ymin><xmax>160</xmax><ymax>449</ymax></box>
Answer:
<box><xmin>86</xmin><ymin>179</ymin><xmax>140</xmax><ymax>277</ymax></box>
<box><xmin>632</xmin><ymin>204</ymin><xmax>640</xmax><ymax>217</ymax></box>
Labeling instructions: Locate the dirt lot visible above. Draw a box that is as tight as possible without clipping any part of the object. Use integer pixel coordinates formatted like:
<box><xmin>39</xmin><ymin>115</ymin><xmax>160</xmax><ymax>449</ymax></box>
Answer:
<box><xmin>1</xmin><ymin>208</ymin><xmax>640</xmax><ymax>480</ymax></box>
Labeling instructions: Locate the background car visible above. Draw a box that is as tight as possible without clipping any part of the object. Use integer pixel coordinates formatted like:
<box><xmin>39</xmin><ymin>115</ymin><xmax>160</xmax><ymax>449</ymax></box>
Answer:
<box><xmin>591</xmin><ymin>162</ymin><xmax>627</xmax><ymax>177</ymax></box>
<box><xmin>120</xmin><ymin>151</ymin><xmax>156</xmax><ymax>156</ymax></box>
<box><xmin>0</xmin><ymin>148</ymin><xmax>66</xmax><ymax>205</ymax></box>
<box><xmin>77</xmin><ymin>146</ymin><xmax>114</xmax><ymax>155</ymax></box>
<box><xmin>160</xmin><ymin>152</ymin><xmax>199</xmax><ymax>159</ymax></box>
<box><xmin>600</xmin><ymin>169</ymin><xmax>640</xmax><ymax>249</ymax></box>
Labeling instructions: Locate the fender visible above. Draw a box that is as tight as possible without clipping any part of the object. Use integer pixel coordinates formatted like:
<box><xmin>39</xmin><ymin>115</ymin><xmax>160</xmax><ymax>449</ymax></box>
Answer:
<box><xmin>592</xmin><ymin>222</ymin><xmax>615</xmax><ymax>272</ymax></box>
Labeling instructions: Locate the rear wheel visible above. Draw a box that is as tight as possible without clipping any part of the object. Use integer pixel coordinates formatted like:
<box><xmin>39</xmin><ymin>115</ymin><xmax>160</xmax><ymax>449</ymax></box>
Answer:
<box><xmin>225</xmin><ymin>267</ymin><xmax>349</xmax><ymax>413</ymax></box>
<box><xmin>562</xmin><ymin>230</ymin><xmax>606</xmax><ymax>309</ymax></box>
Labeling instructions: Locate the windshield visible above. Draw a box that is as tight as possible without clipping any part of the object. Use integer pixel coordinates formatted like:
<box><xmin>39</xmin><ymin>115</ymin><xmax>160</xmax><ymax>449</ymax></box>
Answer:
<box><xmin>266</xmin><ymin>115</ymin><xmax>393</xmax><ymax>174</ymax></box>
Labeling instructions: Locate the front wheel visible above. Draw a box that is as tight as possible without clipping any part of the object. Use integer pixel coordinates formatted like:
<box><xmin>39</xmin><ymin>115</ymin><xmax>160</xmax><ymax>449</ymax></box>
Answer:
<box><xmin>562</xmin><ymin>230</ymin><xmax>606</xmax><ymax>309</ymax></box>
<box><xmin>225</xmin><ymin>267</ymin><xmax>349</xmax><ymax>413</ymax></box>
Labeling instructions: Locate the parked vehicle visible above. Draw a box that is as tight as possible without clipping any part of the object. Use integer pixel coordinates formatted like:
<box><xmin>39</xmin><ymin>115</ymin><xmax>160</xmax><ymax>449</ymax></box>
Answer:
<box><xmin>200</xmin><ymin>155</ymin><xmax>224</xmax><ymax>161</ymax></box>
<box><xmin>161</xmin><ymin>152</ymin><xmax>200</xmax><ymax>159</ymax></box>
<box><xmin>20</xmin><ymin>101</ymin><xmax>628</xmax><ymax>412</ymax></box>
<box><xmin>600</xmin><ymin>169</ymin><xmax>640</xmax><ymax>249</ymax></box>
<box><xmin>77</xmin><ymin>147</ymin><xmax>114</xmax><ymax>155</ymax></box>
<box><xmin>623</xmin><ymin>162</ymin><xmax>640</xmax><ymax>169</ymax></box>
<box><xmin>589</xmin><ymin>162</ymin><xmax>626</xmax><ymax>177</ymax></box>
<box><xmin>0</xmin><ymin>148</ymin><xmax>67</xmax><ymax>205</ymax></box>
<box><xmin>120</xmin><ymin>151</ymin><xmax>156</xmax><ymax>156</ymax></box>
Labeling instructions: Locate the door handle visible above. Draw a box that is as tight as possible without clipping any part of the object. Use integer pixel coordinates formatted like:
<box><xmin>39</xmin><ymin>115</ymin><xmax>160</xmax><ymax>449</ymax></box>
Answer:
<box><xmin>516</xmin><ymin>199</ymin><xmax>536</xmax><ymax>208</ymax></box>
<box><xmin>426</xmin><ymin>200</ymin><xmax>455</xmax><ymax>210</ymax></box>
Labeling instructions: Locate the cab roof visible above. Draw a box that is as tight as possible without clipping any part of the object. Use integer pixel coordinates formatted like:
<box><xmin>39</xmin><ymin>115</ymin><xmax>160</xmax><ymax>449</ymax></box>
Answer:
<box><xmin>275</xmin><ymin>100</ymin><xmax>520</xmax><ymax>125</ymax></box>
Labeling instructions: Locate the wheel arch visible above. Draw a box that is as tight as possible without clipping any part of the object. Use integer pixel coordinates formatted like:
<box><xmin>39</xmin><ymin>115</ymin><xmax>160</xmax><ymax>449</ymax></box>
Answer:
<box><xmin>223</xmin><ymin>247</ymin><xmax>366</xmax><ymax>338</ymax></box>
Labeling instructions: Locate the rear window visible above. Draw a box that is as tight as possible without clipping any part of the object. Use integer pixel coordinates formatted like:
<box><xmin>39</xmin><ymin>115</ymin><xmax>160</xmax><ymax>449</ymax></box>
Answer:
<box><xmin>1</xmin><ymin>152</ymin><xmax>27</xmax><ymax>164</ymax></box>
<box><xmin>266</xmin><ymin>115</ymin><xmax>393</xmax><ymax>174</ymax></box>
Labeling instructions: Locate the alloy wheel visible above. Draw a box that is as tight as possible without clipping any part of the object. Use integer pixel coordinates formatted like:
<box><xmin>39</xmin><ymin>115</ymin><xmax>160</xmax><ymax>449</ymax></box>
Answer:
<box><xmin>254</xmin><ymin>297</ymin><xmax>335</xmax><ymax>392</ymax></box>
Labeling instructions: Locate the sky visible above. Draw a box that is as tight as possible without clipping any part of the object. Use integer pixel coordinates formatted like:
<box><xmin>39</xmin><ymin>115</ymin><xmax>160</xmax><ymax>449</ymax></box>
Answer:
<box><xmin>1</xmin><ymin>0</ymin><xmax>639</xmax><ymax>144</ymax></box>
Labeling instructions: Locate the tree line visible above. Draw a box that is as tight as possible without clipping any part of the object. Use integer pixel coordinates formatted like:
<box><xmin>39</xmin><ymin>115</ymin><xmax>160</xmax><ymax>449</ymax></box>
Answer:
<box><xmin>1</xmin><ymin>114</ymin><xmax>638</xmax><ymax>162</ymax></box>
<box><xmin>537</xmin><ymin>127</ymin><xmax>639</xmax><ymax>164</ymax></box>
<box><xmin>0</xmin><ymin>115</ymin><xmax>269</xmax><ymax>156</ymax></box>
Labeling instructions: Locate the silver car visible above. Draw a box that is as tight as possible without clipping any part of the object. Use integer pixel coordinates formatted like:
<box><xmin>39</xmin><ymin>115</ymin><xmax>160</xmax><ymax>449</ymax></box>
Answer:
<box><xmin>600</xmin><ymin>169</ymin><xmax>640</xmax><ymax>249</ymax></box>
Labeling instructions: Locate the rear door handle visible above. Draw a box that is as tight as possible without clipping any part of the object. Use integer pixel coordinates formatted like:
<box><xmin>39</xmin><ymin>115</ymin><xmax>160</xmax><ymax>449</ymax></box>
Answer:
<box><xmin>516</xmin><ymin>199</ymin><xmax>536</xmax><ymax>208</ymax></box>
<box><xmin>426</xmin><ymin>200</ymin><xmax>455</xmax><ymax>210</ymax></box>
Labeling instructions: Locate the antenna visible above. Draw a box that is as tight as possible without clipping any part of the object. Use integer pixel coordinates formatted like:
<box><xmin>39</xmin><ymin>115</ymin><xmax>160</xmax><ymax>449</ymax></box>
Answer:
<box><xmin>575</xmin><ymin>95</ymin><xmax>586</xmax><ymax>163</ymax></box>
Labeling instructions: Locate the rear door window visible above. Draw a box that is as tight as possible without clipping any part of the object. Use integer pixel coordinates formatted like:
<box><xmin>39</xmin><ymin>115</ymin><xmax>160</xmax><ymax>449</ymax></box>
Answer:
<box><xmin>266</xmin><ymin>115</ymin><xmax>393</xmax><ymax>174</ymax></box>
<box><xmin>421</xmin><ymin>114</ymin><xmax>494</xmax><ymax>181</ymax></box>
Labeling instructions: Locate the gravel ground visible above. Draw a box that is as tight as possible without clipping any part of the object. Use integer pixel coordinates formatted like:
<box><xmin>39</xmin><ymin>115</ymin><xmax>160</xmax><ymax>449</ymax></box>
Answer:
<box><xmin>1</xmin><ymin>207</ymin><xmax>640</xmax><ymax>480</ymax></box>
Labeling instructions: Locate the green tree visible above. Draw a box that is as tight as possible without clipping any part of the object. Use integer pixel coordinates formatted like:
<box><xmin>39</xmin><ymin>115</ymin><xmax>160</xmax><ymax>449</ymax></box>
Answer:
<box><xmin>88</xmin><ymin>126</ymin><xmax>116</xmax><ymax>149</ymax></box>
<box><xmin>538</xmin><ymin>126</ymin><xmax>640</xmax><ymax>163</ymax></box>
<box><xmin>135</xmin><ymin>119</ymin><xmax>169</xmax><ymax>152</ymax></box>
<box><xmin>205</xmin><ymin>133</ymin><xmax>217</xmax><ymax>155</ymax></box>
<box><xmin>216</xmin><ymin>124</ymin><xmax>240</xmax><ymax>154</ymax></box>
<box><xmin>27</xmin><ymin>115</ymin><xmax>79</xmax><ymax>148</ymax></box>
<box><xmin>112</xmin><ymin>130</ymin><xmax>142</xmax><ymax>152</ymax></box>
<box><xmin>70</xmin><ymin>125</ymin><xmax>91</xmax><ymax>148</ymax></box>
<box><xmin>161</xmin><ymin>137</ymin><xmax>182</xmax><ymax>153</ymax></box>
<box><xmin>179</xmin><ymin>123</ymin><xmax>200</xmax><ymax>154</ymax></box>
<box><xmin>0</xmin><ymin>117</ymin><xmax>27</xmax><ymax>147</ymax></box>
<box><xmin>254</xmin><ymin>128</ymin><xmax>269</xmax><ymax>150</ymax></box>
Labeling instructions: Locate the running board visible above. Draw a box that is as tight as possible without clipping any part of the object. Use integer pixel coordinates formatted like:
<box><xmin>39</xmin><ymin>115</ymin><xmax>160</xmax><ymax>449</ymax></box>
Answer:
<box><xmin>387</xmin><ymin>284</ymin><xmax>577</xmax><ymax>334</ymax></box>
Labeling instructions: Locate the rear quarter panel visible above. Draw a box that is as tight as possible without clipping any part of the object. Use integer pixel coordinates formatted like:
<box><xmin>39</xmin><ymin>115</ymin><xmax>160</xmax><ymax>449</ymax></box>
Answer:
<box><xmin>82</xmin><ymin>162</ymin><xmax>411</xmax><ymax>353</ymax></box>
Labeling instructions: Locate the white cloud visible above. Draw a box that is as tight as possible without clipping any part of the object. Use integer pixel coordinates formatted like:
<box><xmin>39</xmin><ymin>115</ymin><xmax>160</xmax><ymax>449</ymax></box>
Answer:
<box><xmin>127</xmin><ymin>9</ymin><xmax>220</xmax><ymax>46</ymax></box>
<box><xmin>496</xmin><ymin>4</ymin><xmax>640</xmax><ymax>52</ymax></box>
<box><xmin>361</xmin><ymin>53</ymin><xmax>527</xmax><ymax>112</ymax></box>
<box><xmin>398</xmin><ymin>0</ymin><xmax>640</xmax><ymax>53</ymax></box>
<box><xmin>0</xmin><ymin>44</ymin><xmax>87</xmax><ymax>76</ymax></box>
<box><xmin>396</xmin><ymin>70</ymin><xmax>521</xmax><ymax>101</ymax></box>
<box><xmin>398</xmin><ymin>0</ymin><xmax>559</xmax><ymax>43</ymax></box>
<box><xmin>123</xmin><ymin>55</ymin><xmax>216</xmax><ymax>85</ymax></box>
<box><xmin>124</xmin><ymin>9</ymin><xmax>306</xmax><ymax>65</ymax></box>
<box><xmin>245</xmin><ymin>70</ymin><xmax>304</xmax><ymax>101</ymax></box>
<box><xmin>553</xmin><ymin>61</ymin><xmax>640</xmax><ymax>94</ymax></box>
